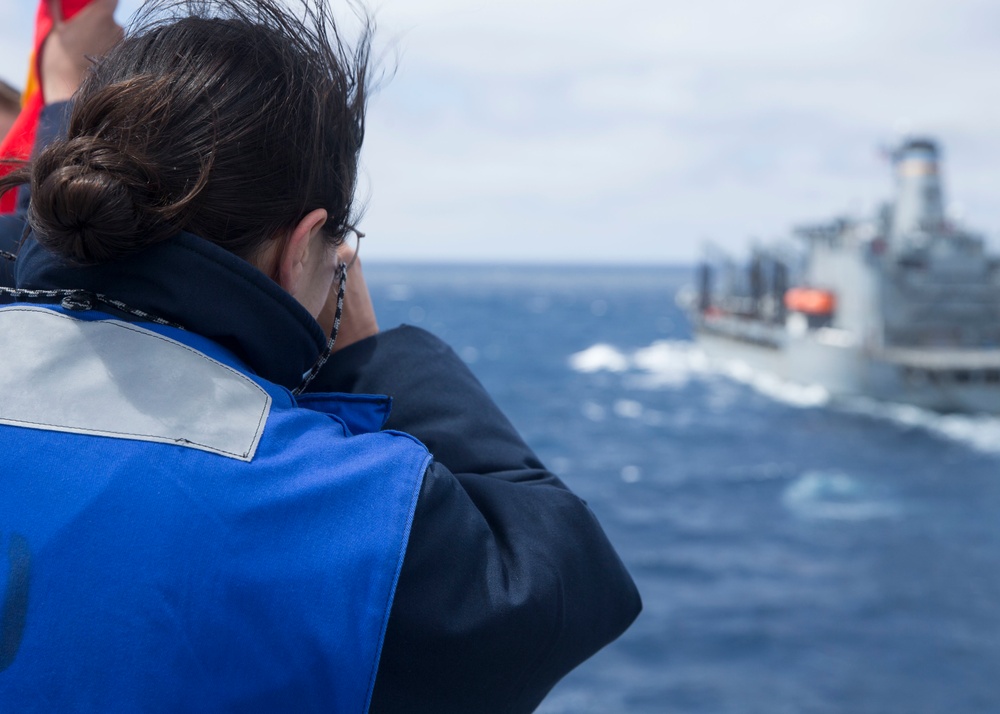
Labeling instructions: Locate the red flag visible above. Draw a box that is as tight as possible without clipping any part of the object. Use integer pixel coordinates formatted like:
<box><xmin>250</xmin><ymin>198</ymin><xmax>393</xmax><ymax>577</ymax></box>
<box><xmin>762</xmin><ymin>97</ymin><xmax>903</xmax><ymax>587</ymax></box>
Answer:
<box><xmin>0</xmin><ymin>1</ymin><xmax>99</xmax><ymax>214</ymax></box>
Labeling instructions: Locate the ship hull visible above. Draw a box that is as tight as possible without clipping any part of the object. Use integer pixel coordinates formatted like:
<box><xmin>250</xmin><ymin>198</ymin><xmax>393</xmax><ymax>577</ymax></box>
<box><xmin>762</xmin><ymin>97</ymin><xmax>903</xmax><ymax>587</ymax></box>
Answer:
<box><xmin>695</xmin><ymin>319</ymin><xmax>1000</xmax><ymax>414</ymax></box>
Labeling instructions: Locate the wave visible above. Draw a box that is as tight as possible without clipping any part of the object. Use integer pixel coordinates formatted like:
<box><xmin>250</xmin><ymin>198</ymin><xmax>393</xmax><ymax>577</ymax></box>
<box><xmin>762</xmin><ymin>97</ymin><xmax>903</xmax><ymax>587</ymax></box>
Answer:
<box><xmin>782</xmin><ymin>470</ymin><xmax>899</xmax><ymax>521</ymax></box>
<box><xmin>569</xmin><ymin>339</ymin><xmax>1000</xmax><ymax>454</ymax></box>
<box><xmin>837</xmin><ymin>396</ymin><xmax>1000</xmax><ymax>455</ymax></box>
<box><xmin>568</xmin><ymin>344</ymin><xmax>631</xmax><ymax>374</ymax></box>
<box><xmin>569</xmin><ymin>340</ymin><xmax>828</xmax><ymax>407</ymax></box>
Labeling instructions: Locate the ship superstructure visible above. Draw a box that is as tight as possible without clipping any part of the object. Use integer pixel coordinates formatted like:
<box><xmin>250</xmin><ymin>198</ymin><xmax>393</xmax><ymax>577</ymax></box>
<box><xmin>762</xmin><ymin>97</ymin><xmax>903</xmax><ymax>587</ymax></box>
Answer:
<box><xmin>688</xmin><ymin>139</ymin><xmax>1000</xmax><ymax>412</ymax></box>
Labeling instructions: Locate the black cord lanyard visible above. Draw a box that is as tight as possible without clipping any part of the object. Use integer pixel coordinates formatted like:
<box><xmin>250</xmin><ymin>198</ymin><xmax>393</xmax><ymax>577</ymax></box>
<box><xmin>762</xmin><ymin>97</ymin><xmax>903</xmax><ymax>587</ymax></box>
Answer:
<box><xmin>293</xmin><ymin>262</ymin><xmax>347</xmax><ymax>395</ymax></box>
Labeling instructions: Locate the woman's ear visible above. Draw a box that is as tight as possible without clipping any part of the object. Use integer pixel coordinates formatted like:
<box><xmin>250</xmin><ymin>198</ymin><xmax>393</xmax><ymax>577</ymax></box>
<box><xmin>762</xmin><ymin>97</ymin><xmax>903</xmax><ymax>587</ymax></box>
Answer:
<box><xmin>275</xmin><ymin>207</ymin><xmax>333</xmax><ymax>317</ymax></box>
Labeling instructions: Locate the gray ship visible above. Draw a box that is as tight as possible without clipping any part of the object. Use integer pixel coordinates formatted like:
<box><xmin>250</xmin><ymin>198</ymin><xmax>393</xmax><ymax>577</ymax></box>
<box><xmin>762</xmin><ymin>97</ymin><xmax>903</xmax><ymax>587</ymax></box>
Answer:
<box><xmin>685</xmin><ymin>138</ymin><xmax>1000</xmax><ymax>413</ymax></box>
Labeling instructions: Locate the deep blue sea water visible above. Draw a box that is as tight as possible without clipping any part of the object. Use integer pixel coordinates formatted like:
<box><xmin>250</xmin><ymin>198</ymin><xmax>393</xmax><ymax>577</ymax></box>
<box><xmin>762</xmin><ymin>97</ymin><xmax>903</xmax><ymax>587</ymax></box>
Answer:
<box><xmin>365</xmin><ymin>263</ymin><xmax>1000</xmax><ymax>714</ymax></box>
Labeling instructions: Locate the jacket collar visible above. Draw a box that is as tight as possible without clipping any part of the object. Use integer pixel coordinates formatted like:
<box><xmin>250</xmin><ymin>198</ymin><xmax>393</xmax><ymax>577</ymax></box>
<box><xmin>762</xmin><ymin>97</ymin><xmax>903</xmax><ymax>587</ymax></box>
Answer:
<box><xmin>16</xmin><ymin>231</ymin><xmax>328</xmax><ymax>389</ymax></box>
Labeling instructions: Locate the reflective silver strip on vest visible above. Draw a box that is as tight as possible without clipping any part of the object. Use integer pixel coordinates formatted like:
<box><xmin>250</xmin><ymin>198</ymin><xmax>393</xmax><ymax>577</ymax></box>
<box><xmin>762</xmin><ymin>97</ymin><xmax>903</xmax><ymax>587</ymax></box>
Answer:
<box><xmin>0</xmin><ymin>306</ymin><xmax>271</xmax><ymax>461</ymax></box>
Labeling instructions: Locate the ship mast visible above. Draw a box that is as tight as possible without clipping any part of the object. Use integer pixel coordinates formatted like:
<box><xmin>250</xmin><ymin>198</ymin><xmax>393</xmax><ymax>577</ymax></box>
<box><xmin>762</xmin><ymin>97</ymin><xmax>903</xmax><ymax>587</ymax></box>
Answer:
<box><xmin>890</xmin><ymin>138</ymin><xmax>945</xmax><ymax>245</ymax></box>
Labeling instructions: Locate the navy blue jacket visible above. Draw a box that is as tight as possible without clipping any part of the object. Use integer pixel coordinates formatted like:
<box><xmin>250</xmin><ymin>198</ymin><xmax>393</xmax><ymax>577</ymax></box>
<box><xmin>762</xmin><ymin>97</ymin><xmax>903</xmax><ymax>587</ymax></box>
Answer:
<box><xmin>0</xmin><ymin>104</ymin><xmax>641</xmax><ymax>712</ymax></box>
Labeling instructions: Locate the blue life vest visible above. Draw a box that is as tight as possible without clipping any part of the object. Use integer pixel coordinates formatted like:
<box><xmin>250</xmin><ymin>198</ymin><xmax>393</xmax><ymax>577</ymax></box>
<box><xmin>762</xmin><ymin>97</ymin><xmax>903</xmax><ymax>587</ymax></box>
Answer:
<box><xmin>0</xmin><ymin>305</ymin><xmax>429</xmax><ymax>713</ymax></box>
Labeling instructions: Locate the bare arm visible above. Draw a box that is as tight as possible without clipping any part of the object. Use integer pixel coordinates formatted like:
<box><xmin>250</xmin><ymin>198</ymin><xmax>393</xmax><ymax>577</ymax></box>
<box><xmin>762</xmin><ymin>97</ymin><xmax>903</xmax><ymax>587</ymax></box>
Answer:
<box><xmin>41</xmin><ymin>0</ymin><xmax>122</xmax><ymax>104</ymax></box>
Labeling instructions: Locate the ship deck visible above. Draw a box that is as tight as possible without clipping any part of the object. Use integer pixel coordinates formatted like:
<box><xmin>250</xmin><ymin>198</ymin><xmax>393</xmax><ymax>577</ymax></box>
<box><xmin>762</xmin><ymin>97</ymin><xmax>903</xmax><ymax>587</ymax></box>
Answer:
<box><xmin>875</xmin><ymin>347</ymin><xmax>1000</xmax><ymax>370</ymax></box>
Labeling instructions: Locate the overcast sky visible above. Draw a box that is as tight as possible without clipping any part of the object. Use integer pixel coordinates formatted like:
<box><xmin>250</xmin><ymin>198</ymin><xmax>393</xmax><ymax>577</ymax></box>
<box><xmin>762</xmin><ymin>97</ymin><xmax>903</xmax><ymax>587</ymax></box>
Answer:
<box><xmin>1</xmin><ymin>0</ymin><xmax>998</xmax><ymax>263</ymax></box>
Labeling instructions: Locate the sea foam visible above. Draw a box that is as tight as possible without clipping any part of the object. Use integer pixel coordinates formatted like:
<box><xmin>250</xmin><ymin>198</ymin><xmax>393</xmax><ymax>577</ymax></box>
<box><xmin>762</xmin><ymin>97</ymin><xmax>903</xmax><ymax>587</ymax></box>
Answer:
<box><xmin>782</xmin><ymin>470</ymin><xmax>899</xmax><ymax>521</ymax></box>
<box><xmin>570</xmin><ymin>339</ymin><xmax>1000</xmax><ymax>455</ymax></box>
<box><xmin>569</xmin><ymin>340</ymin><xmax>826</xmax><ymax>407</ymax></box>
<box><xmin>568</xmin><ymin>343</ymin><xmax>630</xmax><ymax>373</ymax></box>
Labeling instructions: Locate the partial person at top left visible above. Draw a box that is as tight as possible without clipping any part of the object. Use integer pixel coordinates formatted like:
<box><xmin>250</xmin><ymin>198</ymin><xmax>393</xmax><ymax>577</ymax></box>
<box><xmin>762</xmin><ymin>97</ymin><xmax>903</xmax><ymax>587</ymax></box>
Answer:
<box><xmin>0</xmin><ymin>0</ymin><xmax>123</xmax><ymax>279</ymax></box>
<box><xmin>0</xmin><ymin>81</ymin><xmax>20</xmax><ymax>141</ymax></box>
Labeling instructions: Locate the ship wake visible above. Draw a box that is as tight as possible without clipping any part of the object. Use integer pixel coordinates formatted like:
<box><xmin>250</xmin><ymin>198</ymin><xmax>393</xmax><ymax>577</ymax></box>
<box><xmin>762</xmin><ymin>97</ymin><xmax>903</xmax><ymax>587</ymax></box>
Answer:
<box><xmin>570</xmin><ymin>340</ymin><xmax>1000</xmax><ymax>455</ymax></box>
<box><xmin>569</xmin><ymin>340</ymin><xmax>828</xmax><ymax>407</ymax></box>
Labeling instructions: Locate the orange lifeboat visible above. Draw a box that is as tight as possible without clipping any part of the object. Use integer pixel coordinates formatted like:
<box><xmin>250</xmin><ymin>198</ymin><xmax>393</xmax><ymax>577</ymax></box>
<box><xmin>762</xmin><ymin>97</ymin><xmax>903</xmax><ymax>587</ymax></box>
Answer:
<box><xmin>784</xmin><ymin>287</ymin><xmax>836</xmax><ymax>315</ymax></box>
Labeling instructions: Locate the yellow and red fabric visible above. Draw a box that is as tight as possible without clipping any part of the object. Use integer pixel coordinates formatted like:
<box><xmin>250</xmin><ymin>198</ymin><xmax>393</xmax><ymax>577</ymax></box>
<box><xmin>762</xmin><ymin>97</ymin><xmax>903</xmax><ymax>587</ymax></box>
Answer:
<box><xmin>0</xmin><ymin>1</ymin><xmax>98</xmax><ymax>213</ymax></box>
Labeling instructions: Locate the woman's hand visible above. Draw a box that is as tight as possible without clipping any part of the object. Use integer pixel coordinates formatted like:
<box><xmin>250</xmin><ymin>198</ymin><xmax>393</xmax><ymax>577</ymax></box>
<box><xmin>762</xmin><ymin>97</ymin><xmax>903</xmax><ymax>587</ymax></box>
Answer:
<box><xmin>319</xmin><ymin>244</ymin><xmax>379</xmax><ymax>352</ymax></box>
<box><xmin>41</xmin><ymin>0</ymin><xmax>123</xmax><ymax>104</ymax></box>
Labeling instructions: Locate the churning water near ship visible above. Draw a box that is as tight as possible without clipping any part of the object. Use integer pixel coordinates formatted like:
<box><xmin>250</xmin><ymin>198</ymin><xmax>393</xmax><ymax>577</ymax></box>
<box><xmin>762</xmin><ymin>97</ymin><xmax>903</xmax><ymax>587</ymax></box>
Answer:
<box><xmin>367</xmin><ymin>262</ymin><xmax>1000</xmax><ymax>714</ymax></box>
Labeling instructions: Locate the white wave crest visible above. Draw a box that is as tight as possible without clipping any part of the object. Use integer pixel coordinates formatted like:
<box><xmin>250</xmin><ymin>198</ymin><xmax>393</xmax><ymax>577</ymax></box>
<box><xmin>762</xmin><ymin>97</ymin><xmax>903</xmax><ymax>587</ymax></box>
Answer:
<box><xmin>783</xmin><ymin>471</ymin><xmax>898</xmax><ymax>521</ymax></box>
<box><xmin>631</xmin><ymin>341</ymin><xmax>711</xmax><ymax>387</ymax></box>
<box><xmin>569</xmin><ymin>340</ymin><xmax>828</xmax><ymax>408</ymax></box>
<box><xmin>839</xmin><ymin>397</ymin><xmax>1000</xmax><ymax>455</ymax></box>
<box><xmin>568</xmin><ymin>344</ymin><xmax>630</xmax><ymax>373</ymax></box>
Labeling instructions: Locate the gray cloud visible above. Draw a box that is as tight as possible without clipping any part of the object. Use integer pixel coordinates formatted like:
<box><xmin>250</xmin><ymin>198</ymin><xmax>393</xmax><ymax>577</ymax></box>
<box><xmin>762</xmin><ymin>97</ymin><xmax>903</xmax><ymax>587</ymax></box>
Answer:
<box><xmin>1</xmin><ymin>0</ymin><xmax>997</xmax><ymax>263</ymax></box>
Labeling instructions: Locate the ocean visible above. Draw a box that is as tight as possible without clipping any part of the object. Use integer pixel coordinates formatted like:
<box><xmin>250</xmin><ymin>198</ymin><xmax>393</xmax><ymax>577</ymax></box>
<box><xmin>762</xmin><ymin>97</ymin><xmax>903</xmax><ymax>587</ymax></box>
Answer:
<box><xmin>366</xmin><ymin>262</ymin><xmax>1000</xmax><ymax>714</ymax></box>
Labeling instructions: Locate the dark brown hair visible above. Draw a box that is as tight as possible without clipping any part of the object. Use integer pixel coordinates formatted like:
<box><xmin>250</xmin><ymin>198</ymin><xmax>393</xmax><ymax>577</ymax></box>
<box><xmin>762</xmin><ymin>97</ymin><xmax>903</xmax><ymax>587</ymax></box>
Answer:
<box><xmin>0</xmin><ymin>0</ymin><xmax>371</xmax><ymax>264</ymax></box>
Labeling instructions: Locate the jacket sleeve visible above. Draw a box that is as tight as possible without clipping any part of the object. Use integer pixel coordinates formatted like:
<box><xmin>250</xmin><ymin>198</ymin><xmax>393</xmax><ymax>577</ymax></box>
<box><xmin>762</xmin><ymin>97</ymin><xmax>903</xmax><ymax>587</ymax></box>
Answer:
<box><xmin>310</xmin><ymin>325</ymin><xmax>641</xmax><ymax>713</ymax></box>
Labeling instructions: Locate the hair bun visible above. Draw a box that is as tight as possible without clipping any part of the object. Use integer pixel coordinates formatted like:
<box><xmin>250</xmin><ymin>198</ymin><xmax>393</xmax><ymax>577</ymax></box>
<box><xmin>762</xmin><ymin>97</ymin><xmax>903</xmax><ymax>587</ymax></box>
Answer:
<box><xmin>29</xmin><ymin>137</ymin><xmax>168</xmax><ymax>264</ymax></box>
